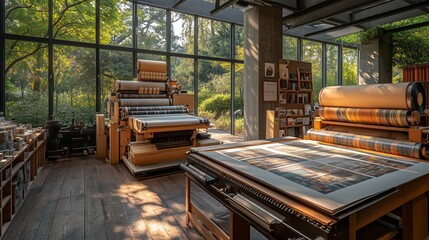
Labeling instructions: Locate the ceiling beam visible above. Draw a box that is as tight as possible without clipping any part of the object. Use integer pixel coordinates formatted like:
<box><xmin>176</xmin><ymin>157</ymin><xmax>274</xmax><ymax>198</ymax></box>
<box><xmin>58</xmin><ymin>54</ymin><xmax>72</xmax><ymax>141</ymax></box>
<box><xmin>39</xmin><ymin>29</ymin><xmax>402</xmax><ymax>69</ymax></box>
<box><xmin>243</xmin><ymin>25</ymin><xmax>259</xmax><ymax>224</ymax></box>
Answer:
<box><xmin>305</xmin><ymin>1</ymin><xmax>429</xmax><ymax>37</ymax></box>
<box><xmin>210</xmin><ymin>0</ymin><xmax>237</xmax><ymax>15</ymax></box>
<box><xmin>283</xmin><ymin>0</ymin><xmax>385</xmax><ymax>28</ymax></box>
<box><xmin>385</xmin><ymin>21</ymin><xmax>429</xmax><ymax>33</ymax></box>
<box><xmin>173</xmin><ymin>0</ymin><xmax>188</xmax><ymax>8</ymax></box>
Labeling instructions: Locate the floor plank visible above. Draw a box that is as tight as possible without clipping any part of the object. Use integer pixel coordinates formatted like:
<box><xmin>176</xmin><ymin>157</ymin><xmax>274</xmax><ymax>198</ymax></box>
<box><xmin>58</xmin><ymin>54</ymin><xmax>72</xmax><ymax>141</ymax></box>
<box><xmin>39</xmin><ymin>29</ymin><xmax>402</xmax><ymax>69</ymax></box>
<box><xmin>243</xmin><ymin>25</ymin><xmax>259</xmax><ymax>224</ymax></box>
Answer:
<box><xmin>4</xmin><ymin>156</ymin><xmax>206</xmax><ymax>240</ymax></box>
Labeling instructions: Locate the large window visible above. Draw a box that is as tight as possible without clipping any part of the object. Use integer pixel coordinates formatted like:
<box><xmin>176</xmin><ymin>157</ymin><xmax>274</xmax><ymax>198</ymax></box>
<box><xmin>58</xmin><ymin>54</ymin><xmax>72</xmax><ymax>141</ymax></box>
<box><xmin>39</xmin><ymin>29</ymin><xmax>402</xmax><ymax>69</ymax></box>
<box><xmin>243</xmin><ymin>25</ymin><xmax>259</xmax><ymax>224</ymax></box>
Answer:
<box><xmin>6</xmin><ymin>0</ymin><xmax>48</xmax><ymax>37</ymax></box>
<box><xmin>283</xmin><ymin>36</ymin><xmax>298</xmax><ymax>60</ymax></box>
<box><xmin>326</xmin><ymin>44</ymin><xmax>339</xmax><ymax>86</ymax></box>
<box><xmin>234</xmin><ymin>64</ymin><xmax>244</xmax><ymax>136</ymax></box>
<box><xmin>100</xmin><ymin>50</ymin><xmax>133</xmax><ymax>108</ymax></box>
<box><xmin>343</xmin><ymin>47</ymin><xmax>358</xmax><ymax>85</ymax></box>
<box><xmin>100</xmin><ymin>0</ymin><xmax>133</xmax><ymax>47</ymax></box>
<box><xmin>198</xmin><ymin>18</ymin><xmax>231</xmax><ymax>58</ymax></box>
<box><xmin>302</xmin><ymin>40</ymin><xmax>322</xmax><ymax>103</ymax></box>
<box><xmin>137</xmin><ymin>5</ymin><xmax>166</xmax><ymax>51</ymax></box>
<box><xmin>53</xmin><ymin>0</ymin><xmax>96</xmax><ymax>43</ymax></box>
<box><xmin>171</xmin><ymin>12</ymin><xmax>194</xmax><ymax>54</ymax></box>
<box><xmin>171</xmin><ymin>57</ymin><xmax>194</xmax><ymax>93</ymax></box>
<box><xmin>198</xmin><ymin>60</ymin><xmax>231</xmax><ymax>132</ymax></box>
<box><xmin>5</xmin><ymin>40</ymin><xmax>48</xmax><ymax>127</ymax></box>
<box><xmin>53</xmin><ymin>45</ymin><xmax>96</xmax><ymax>125</ymax></box>
<box><xmin>235</xmin><ymin>26</ymin><xmax>244</xmax><ymax>60</ymax></box>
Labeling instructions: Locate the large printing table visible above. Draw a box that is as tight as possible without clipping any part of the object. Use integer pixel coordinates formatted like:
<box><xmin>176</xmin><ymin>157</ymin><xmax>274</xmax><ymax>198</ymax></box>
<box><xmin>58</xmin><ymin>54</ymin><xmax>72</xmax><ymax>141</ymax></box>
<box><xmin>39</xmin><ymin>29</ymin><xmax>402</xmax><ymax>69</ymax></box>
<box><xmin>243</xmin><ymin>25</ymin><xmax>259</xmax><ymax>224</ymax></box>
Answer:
<box><xmin>181</xmin><ymin>138</ymin><xmax>429</xmax><ymax>240</ymax></box>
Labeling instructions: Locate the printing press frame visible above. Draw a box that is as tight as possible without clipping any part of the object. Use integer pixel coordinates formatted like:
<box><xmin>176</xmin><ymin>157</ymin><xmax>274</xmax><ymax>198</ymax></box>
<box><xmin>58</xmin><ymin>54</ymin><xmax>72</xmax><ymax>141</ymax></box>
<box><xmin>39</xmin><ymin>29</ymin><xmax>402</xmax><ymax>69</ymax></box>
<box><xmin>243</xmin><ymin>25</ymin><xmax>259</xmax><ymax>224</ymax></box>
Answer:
<box><xmin>100</xmin><ymin>79</ymin><xmax>220</xmax><ymax>175</ymax></box>
<box><xmin>181</xmin><ymin>139</ymin><xmax>429</xmax><ymax>240</ymax></box>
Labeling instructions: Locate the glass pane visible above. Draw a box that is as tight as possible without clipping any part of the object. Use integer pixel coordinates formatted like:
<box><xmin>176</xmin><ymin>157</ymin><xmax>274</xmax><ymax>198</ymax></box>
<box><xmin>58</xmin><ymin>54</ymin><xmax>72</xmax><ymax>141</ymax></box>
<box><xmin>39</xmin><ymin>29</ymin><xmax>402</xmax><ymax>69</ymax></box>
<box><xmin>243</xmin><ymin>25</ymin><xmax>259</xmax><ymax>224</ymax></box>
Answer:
<box><xmin>235</xmin><ymin>25</ymin><xmax>244</xmax><ymax>60</ymax></box>
<box><xmin>198</xmin><ymin>18</ymin><xmax>231</xmax><ymax>58</ymax></box>
<box><xmin>53</xmin><ymin>0</ymin><xmax>95</xmax><ymax>43</ymax></box>
<box><xmin>53</xmin><ymin>45</ymin><xmax>96</xmax><ymax>126</ymax></box>
<box><xmin>234</xmin><ymin>63</ymin><xmax>244</xmax><ymax>136</ymax></box>
<box><xmin>302</xmin><ymin>40</ymin><xmax>322</xmax><ymax>104</ymax></box>
<box><xmin>100</xmin><ymin>0</ymin><xmax>133</xmax><ymax>47</ymax></box>
<box><xmin>343</xmin><ymin>47</ymin><xmax>358</xmax><ymax>86</ymax></box>
<box><xmin>198</xmin><ymin>60</ymin><xmax>231</xmax><ymax>133</ymax></box>
<box><xmin>6</xmin><ymin>0</ymin><xmax>48</xmax><ymax>37</ymax></box>
<box><xmin>137</xmin><ymin>5</ymin><xmax>166</xmax><ymax>51</ymax></box>
<box><xmin>326</xmin><ymin>44</ymin><xmax>338</xmax><ymax>86</ymax></box>
<box><xmin>5</xmin><ymin>40</ymin><xmax>48</xmax><ymax>127</ymax></box>
<box><xmin>171</xmin><ymin>11</ymin><xmax>194</xmax><ymax>54</ymax></box>
<box><xmin>100</xmin><ymin>50</ymin><xmax>133</xmax><ymax>112</ymax></box>
<box><xmin>283</xmin><ymin>35</ymin><xmax>298</xmax><ymax>60</ymax></box>
<box><xmin>171</xmin><ymin>57</ymin><xmax>194</xmax><ymax>93</ymax></box>
<box><xmin>137</xmin><ymin>53</ymin><xmax>166</xmax><ymax>62</ymax></box>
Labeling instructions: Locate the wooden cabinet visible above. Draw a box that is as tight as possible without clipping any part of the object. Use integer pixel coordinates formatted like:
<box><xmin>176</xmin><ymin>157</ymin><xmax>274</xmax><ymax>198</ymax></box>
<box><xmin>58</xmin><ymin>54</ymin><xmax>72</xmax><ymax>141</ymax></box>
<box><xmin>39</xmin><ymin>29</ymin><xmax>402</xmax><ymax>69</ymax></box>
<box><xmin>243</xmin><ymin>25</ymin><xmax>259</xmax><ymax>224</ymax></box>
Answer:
<box><xmin>267</xmin><ymin>59</ymin><xmax>313</xmax><ymax>138</ymax></box>
<box><xmin>0</xmin><ymin>130</ymin><xmax>46</xmax><ymax>237</ymax></box>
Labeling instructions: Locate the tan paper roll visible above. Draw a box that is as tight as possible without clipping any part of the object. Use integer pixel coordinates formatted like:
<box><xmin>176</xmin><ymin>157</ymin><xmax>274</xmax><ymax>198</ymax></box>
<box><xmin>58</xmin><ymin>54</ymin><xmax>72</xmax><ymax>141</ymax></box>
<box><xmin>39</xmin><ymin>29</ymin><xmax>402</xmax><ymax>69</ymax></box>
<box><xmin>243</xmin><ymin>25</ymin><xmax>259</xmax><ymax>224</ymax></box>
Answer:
<box><xmin>318</xmin><ymin>82</ymin><xmax>425</xmax><ymax>113</ymax></box>
<box><xmin>118</xmin><ymin>98</ymin><xmax>172</xmax><ymax>107</ymax></box>
<box><xmin>115</xmin><ymin>80</ymin><xmax>167</xmax><ymax>91</ymax></box>
<box><xmin>137</xmin><ymin>59</ymin><xmax>166</xmax><ymax>73</ymax></box>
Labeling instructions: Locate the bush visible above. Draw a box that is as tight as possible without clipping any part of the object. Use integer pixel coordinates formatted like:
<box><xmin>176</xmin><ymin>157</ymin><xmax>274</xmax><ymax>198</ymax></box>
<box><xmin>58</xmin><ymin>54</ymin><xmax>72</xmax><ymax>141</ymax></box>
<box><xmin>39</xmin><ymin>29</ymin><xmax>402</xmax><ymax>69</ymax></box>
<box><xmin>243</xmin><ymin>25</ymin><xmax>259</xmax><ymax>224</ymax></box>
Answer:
<box><xmin>200</xmin><ymin>94</ymin><xmax>230</xmax><ymax>118</ymax></box>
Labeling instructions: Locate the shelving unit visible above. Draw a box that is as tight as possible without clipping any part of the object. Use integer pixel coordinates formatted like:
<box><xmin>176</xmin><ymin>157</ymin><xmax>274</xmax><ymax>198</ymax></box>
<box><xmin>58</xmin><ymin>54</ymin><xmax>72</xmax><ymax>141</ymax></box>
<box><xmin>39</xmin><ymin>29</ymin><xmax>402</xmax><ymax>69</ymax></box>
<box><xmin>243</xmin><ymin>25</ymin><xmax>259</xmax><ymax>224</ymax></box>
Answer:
<box><xmin>267</xmin><ymin>59</ymin><xmax>313</xmax><ymax>138</ymax></box>
<box><xmin>0</xmin><ymin>130</ymin><xmax>46</xmax><ymax>238</ymax></box>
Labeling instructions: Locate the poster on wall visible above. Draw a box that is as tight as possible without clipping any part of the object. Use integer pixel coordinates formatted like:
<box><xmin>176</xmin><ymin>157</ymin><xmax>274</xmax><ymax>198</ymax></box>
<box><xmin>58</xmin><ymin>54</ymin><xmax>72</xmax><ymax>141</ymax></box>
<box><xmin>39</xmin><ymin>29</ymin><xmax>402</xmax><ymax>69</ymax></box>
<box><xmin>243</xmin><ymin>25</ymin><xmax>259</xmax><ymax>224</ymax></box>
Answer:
<box><xmin>263</xmin><ymin>81</ymin><xmax>277</xmax><ymax>102</ymax></box>
<box><xmin>264</xmin><ymin>62</ymin><xmax>275</xmax><ymax>78</ymax></box>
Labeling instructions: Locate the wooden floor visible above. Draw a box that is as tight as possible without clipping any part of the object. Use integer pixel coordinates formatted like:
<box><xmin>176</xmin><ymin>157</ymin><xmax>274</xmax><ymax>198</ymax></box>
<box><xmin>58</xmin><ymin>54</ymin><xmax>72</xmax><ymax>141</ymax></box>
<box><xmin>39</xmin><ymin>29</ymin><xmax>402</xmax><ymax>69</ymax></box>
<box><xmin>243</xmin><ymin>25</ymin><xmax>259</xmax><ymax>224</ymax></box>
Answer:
<box><xmin>4</xmin><ymin>156</ymin><xmax>203</xmax><ymax>240</ymax></box>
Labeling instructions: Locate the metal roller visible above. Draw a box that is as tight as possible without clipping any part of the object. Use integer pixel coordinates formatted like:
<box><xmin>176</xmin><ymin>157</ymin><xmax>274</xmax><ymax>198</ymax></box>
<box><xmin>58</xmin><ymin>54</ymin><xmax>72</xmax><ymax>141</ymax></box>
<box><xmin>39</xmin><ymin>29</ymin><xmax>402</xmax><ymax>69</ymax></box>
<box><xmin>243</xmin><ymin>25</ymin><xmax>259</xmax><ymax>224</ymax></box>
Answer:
<box><xmin>318</xmin><ymin>107</ymin><xmax>420</xmax><ymax>127</ymax></box>
<box><xmin>306</xmin><ymin>129</ymin><xmax>426</xmax><ymax>159</ymax></box>
<box><xmin>121</xmin><ymin>106</ymin><xmax>186</xmax><ymax>112</ymax></box>
<box><xmin>318</xmin><ymin>82</ymin><xmax>426</xmax><ymax>113</ymax></box>
<box><xmin>118</xmin><ymin>98</ymin><xmax>172</xmax><ymax>107</ymax></box>
<box><xmin>132</xmin><ymin>114</ymin><xmax>209</xmax><ymax>130</ymax></box>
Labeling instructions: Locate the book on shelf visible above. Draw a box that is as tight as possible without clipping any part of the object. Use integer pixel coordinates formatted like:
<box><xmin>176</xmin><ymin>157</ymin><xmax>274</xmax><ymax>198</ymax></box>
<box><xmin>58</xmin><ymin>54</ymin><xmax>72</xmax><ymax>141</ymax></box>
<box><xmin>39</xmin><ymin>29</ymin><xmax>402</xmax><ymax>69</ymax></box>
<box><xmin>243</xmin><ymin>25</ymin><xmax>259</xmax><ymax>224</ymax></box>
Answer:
<box><xmin>304</xmin><ymin>104</ymin><xmax>312</xmax><ymax>115</ymax></box>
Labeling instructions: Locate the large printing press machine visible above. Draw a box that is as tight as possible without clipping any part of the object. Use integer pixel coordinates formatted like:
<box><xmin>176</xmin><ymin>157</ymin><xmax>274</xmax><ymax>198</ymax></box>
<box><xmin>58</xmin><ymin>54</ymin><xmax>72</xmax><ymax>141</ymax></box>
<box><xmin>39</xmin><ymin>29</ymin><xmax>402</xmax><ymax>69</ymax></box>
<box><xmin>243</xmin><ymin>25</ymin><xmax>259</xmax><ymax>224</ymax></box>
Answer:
<box><xmin>181</xmin><ymin>82</ymin><xmax>429</xmax><ymax>240</ymax></box>
<box><xmin>96</xmin><ymin>60</ymin><xmax>220</xmax><ymax>174</ymax></box>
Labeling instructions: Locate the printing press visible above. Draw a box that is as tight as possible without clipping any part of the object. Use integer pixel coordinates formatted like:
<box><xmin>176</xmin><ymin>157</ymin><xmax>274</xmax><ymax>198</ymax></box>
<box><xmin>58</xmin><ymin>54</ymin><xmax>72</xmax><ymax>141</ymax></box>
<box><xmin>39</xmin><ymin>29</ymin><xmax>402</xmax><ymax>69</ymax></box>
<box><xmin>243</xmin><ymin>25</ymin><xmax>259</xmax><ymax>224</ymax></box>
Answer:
<box><xmin>181</xmin><ymin>82</ymin><xmax>429</xmax><ymax>240</ymax></box>
<box><xmin>98</xmin><ymin>60</ymin><xmax>220</xmax><ymax>174</ymax></box>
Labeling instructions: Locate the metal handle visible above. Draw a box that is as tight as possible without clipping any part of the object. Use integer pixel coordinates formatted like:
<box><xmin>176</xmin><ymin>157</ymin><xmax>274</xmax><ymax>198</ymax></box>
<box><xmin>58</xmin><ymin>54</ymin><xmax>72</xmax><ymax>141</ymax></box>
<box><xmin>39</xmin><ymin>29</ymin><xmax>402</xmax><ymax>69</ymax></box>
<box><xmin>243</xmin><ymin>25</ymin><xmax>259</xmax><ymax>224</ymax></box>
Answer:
<box><xmin>180</xmin><ymin>163</ymin><xmax>215</xmax><ymax>185</ymax></box>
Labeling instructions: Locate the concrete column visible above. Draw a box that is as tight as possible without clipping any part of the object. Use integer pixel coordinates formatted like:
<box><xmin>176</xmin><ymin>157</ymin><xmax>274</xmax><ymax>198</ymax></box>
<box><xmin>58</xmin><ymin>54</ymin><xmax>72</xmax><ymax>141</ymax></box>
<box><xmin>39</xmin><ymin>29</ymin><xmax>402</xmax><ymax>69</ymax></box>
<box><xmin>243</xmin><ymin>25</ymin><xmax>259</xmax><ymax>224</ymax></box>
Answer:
<box><xmin>359</xmin><ymin>28</ymin><xmax>392</xmax><ymax>85</ymax></box>
<box><xmin>244</xmin><ymin>6</ymin><xmax>283</xmax><ymax>140</ymax></box>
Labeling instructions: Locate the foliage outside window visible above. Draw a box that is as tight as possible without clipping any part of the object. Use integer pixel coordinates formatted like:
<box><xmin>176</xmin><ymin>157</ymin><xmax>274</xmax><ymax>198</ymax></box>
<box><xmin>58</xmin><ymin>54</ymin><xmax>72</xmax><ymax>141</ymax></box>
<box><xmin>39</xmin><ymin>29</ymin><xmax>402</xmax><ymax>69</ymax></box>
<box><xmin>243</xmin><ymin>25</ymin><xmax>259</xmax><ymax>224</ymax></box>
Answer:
<box><xmin>302</xmin><ymin>40</ymin><xmax>322</xmax><ymax>104</ymax></box>
<box><xmin>137</xmin><ymin>5</ymin><xmax>166</xmax><ymax>51</ymax></box>
<box><xmin>198</xmin><ymin>18</ymin><xmax>231</xmax><ymax>59</ymax></box>
<box><xmin>342</xmin><ymin>47</ymin><xmax>358</xmax><ymax>86</ymax></box>
<box><xmin>326</xmin><ymin>44</ymin><xmax>339</xmax><ymax>86</ymax></box>
<box><xmin>5</xmin><ymin>40</ymin><xmax>48</xmax><ymax>127</ymax></box>
<box><xmin>283</xmin><ymin>35</ymin><xmax>298</xmax><ymax>60</ymax></box>
<box><xmin>100</xmin><ymin>50</ymin><xmax>133</xmax><ymax>112</ymax></box>
<box><xmin>6</xmin><ymin>0</ymin><xmax>48</xmax><ymax>37</ymax></box>
<box><xmin>171</xmin><ymin>12</ymin><xmax>194</xmax><ymax>54</ymax></box>
<box><xmin>171</xmin><ymin>57</ymin><xmax>194</xmax><ymax>93</ymax></box>
<box><xmin>198</xmin><ymin>60</ymin><xmax>231</xmax><ymax>132</ymax></box>
<box><xmin>53</xmin><ymin>45</ymin><xmax>96</xmax><ymax>126</ymax></box>
<box><xmin>234</xmin><ymin>64</ymin><xmax>244</xmax><ymax>136</ymax></box>
<box><xmin>53</xmin><ymin>0</ymin><xmax>96</xmax><ymax>43</ymax></box>
<box><xmin>235</xmin><ymin>26</ymin><xmax>244</xmax><ymax>60</ymax></box>
<box><xmin>100</xmin><ymin>0</ymin><xmax>133</xmax><ymax>47</ymax></box>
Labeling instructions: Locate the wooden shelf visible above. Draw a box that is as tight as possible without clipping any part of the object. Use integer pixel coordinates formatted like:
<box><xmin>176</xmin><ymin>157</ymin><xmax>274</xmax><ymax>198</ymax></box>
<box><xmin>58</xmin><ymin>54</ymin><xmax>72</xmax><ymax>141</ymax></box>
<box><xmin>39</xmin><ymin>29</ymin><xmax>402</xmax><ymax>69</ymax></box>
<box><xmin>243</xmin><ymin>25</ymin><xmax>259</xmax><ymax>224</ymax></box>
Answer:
<box><xmin>282</xmin><ymin>124</ymin><xmax>309</xmax><ymax>128</ymax></box>
<box><xmin>1</xmin><ymin>178</ymin><xmax>10</xmax><ymax>188</ymax></box>
<box><xmin>12</xmin><ymin>162</ymin><xmax>24</xmax><ymax>177</ymax></box>
<box><xmin>279</xmin><ymin>115</ymin><xmax>311</xmax><ymax>118</ymax></box>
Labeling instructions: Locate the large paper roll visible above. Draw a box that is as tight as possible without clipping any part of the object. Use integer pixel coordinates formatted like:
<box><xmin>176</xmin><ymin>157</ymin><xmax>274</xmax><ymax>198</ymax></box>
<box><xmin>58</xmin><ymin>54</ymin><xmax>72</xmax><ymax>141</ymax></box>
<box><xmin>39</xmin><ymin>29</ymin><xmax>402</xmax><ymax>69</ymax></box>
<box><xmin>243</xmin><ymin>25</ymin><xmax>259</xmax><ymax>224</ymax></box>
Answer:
<box><xmin>318</xmin><ymin>107</ymin><xmax>420</xmax><ymax>127</ymax></box>
<box><xmin>115</xmin><ymin>80</ymin><xmax>168</xmax><ymax>91</ymax></box>
<box><xmin>122</xmin><ymin>106</ymin><xmax>187</xmax><ymax>112</ymax></box>
<box><xmin>132</xmin><ymin>114</ymin><xmax>209</xmax><ymax>130</ymax></box>
<box><xmin>306</xmin><ymin>129</ymin><xmax>426</xmax><ymax>159</ymax></box>
<box><xmin>318</xmin><ymin>82</ymin><xmax>425</xmax><ymax>113</ymax></box>
<box><xmin>137</xmin><ymin>59</ymin><xmax>166</xmax><ymax>73</ymax></box>
<box><xmin>118</xmin><ymin>98</ymin><xmax>172</xmax><ymax>107</ymax></box>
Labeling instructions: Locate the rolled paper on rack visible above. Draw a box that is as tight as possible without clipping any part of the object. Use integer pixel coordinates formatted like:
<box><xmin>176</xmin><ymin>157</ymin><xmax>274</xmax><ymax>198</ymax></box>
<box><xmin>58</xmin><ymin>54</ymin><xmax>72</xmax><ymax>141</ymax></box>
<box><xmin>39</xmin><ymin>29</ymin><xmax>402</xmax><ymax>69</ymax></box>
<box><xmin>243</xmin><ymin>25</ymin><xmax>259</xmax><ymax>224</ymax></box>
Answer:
<box><xmin>115</xmin><ymin>80</ymin><xmax>168</xmax><ymax>92</ymax></box>
<box><xmin>306</xmin><ymin>129</ymin><xmax>426</xmax><ymax>159</ymax></box>
<box><xmin>137</xmin><ymin>71</ymin><xmax>167</xmax><ymax>81</ymax></box>
<box><xmin>118</xmin><ymin>98</ymin><xmax>172</xmax><ymax>107</ymax></box>
<box><xmin>318</xmin><ymin>82</ymin><xmax>426</xmax><ymax>113</ymax></box>
<box><xmin>318</xmin><ymin>107</ymin><xmax>420</xmax><ymax>127</ymax></box>
<box><xmin>125</xmin><ymin>109</ymin><xmax>189</xmax><ymax>116</ymax></box>
<box><xmin>136</xmin><ymin>59</ymin><xmax>167</xmax><ymax>73</ymax></box>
